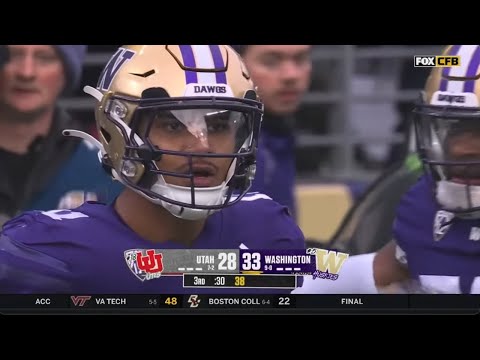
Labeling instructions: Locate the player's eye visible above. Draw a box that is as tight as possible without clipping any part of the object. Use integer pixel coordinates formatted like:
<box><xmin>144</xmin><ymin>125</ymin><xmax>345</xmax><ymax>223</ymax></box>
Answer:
<box><xmin>207</xmin><ymin>118</ymin><xmax>231</xmax><ymax>133</ymax></box>
<box><xmin>153</xmin><ymin>112</ymin><xmax>185</xmax><ymax>133</ymax></box>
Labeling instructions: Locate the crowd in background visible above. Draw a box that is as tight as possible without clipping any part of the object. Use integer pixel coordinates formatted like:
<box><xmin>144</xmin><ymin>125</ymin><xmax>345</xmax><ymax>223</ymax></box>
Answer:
<box><xmin>0</xmin><ymin>44</ymin><xmax>433</xmax><ymax>241</ymax></box>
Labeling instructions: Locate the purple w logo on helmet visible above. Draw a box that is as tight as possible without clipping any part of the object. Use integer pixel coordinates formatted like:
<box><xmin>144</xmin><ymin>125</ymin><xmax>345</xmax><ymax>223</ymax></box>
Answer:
<box><xmin>97</xmin><ymin>47</ymin><xmax>135</xmax><ymax>91</ymax></box>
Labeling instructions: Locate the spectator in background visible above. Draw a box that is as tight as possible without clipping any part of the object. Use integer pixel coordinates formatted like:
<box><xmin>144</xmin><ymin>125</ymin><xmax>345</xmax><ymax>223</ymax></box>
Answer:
<box><xmin>0</xmin><ymin>45</ymin><xmax>123</xmax><ymax>225</ymax></box>
<box><xmin>232</xmin><ymin>45</ymin><xmax>312</xmax><ymax>218</ymax></box>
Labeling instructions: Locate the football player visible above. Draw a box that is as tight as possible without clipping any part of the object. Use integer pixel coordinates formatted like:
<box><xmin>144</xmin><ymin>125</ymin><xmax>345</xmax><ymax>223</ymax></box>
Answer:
<box><xmin>293</xmin><ymin>45</ymin><xmax>480</xmax><ymax>294</ymax></box>
<box><xmin>0</xmin><ymin>45</ymin><xmax>305</xmax><ymax>294</ymax></box>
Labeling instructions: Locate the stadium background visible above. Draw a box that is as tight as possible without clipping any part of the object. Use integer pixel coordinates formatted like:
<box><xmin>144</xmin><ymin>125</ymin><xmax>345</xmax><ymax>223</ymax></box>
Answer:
<box><xmin>60</xmin><ymin>45</ymin><xmax>442</xmax><ymax>246</ymax></box>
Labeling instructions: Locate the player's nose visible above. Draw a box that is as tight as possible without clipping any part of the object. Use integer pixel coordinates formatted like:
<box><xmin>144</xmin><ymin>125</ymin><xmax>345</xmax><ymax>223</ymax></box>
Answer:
<box><xmin>184</xmin><ymin>133</ymin><xmax>211</xmax><ymax>153</ymax></box>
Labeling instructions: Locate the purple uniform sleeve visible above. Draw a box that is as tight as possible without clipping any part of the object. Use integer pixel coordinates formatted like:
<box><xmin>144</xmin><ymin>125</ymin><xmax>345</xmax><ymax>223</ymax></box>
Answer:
<box><xmin>0</xmin><ymin>212</ymin><xmax>73</xmax><ymax>293</ymax></box>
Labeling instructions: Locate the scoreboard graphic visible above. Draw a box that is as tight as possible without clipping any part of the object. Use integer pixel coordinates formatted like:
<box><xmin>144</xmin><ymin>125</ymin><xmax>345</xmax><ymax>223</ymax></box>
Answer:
<box><xmin>124</xmin><ymin>248</ymin><xmax>349</xmax><ymax>288</ymax></box>
<box><xmin>183</xmin><ymin>273</ymin><xmax>298</xmax><ymax>289</ymax></box>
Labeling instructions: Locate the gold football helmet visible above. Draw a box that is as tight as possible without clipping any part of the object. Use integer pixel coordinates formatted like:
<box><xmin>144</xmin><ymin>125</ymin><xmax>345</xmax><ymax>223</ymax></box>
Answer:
<box><xmin>413</xmin><ymin>45</ymin><xmax>480</xmax><ymax>214</ymax></box>
<box><xmin>67</xmin><ymin>45</ymin><xmax>263</xmax><ymax>220</ymax></box>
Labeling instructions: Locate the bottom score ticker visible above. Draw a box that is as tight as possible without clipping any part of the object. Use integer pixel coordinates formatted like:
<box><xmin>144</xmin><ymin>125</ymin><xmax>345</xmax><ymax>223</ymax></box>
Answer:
<box><xmin>0</xmin><ymin>294</ymin><xmax>478</xmax><ymax>314</ymax></box>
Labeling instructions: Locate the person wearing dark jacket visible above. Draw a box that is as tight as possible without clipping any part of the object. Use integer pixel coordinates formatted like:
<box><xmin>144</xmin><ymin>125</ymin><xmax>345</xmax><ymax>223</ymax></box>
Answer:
<box><xmin>232</xmin><ymin>45</ymin><xmax>312</xmax><ymax>217</ymax></box>
<box><xmin>0</xmin><ymin>45</ymin><xmax>123</xmax><ymax>225</ymax></box>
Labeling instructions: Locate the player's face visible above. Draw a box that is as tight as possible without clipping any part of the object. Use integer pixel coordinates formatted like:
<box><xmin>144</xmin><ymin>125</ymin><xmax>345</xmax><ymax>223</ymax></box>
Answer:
<box><xmin>0</xmin><ymin>45</ymin><xmax>65</xmax><ymax>118</ymax></box>
<box><xmin>242</xmin><ymin>45</ymin><xmax>312</xmax><ymax>116</ymax></box>
<box><xmin>445</xmin><ymin>126</ymin><xmax>480</xmax><ymax>185</ymax></box>
<box><xmin>139</xmin><ymin>108</ymin><xmax>250</xmax><ymax>187</ymax></box>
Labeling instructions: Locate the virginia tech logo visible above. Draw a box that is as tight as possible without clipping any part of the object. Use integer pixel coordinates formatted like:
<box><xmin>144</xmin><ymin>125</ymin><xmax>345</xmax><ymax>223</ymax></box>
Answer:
<box><xmin>124</xmin><ymin>249</ymin><xmax>164</xmax><ymax>281</ymax></box>
<box><xmin>414</xmin><ymin>55</ymin><xmax>460</xmax><ymax>67</ymax></box>
<box><xmin>71</xmin><ymin>295</ymin><xmax>92</xmax><ymax>307</ymax></box>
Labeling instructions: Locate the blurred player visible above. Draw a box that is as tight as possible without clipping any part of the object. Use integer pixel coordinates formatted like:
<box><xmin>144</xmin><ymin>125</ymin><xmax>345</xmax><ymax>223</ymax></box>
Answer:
<box><xmin>232</xmin><ymin>45</ymin><xmax>312</xmax><ymax>217</ymax></box>
<box><xmin>293</xmin><ymin>45</ymin><xmax>480</xmax><ymax>294</ymax></box>
<box><xmin>0</xmin><ymin>45</ymin><xmax>305</xmax><ymax>294</ymax></box>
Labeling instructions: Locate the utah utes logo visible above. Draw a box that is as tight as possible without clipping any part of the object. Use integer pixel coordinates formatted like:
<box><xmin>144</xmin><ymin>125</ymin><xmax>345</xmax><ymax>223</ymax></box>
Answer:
<box><xmin>97</xmin><ymin>47</ymin><xmax>135</xmax><ymax>91</ymax></box>
<box><xmin>124</xmin><ymin>249</ymin><xmax>164</xmax><ymax>281</ymax></box>
<box><xmin>433</xmin><ymin>210</ymin><xmax>455</xmax><ymax>241</ymax></box>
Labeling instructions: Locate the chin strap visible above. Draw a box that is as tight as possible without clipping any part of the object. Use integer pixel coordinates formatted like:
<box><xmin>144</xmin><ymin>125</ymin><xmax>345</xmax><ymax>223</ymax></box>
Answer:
<box><xmin>62</xmin><ymin>129</ymin><xmax>105</xmax><ymax>164</ymax></box>
<box><xmin>63</xmin><ymin>85</ymin><xmax>108</xmax><ymax>165</ymax></box>
<box><xmin>62</xmin><ymin>128</ymin><xmax>123</xmax><ymax>183</ymax></box>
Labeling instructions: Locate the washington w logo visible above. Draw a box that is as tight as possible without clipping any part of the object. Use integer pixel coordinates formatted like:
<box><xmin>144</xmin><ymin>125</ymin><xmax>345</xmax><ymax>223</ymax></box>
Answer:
<box><xmin>97</xmin><ymin>47</ymin><xmax>135</xmax><ymax>91</ymax></box>
<box><xmin>308</xmin><ymin>248</ymin><xmax>349</xmax><ymax>281</ymax></box>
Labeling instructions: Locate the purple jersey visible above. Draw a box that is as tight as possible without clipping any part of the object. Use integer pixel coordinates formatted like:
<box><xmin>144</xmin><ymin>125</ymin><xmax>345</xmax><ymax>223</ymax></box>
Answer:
<box><xmin>394</xmin><ymin>175</ymin><xmax>480</xmax><ymax>294</ymax></box>
<box><xmin>0</xmin><ymin>193</ymin><xmax>305</xmax><ymax>294</ymax></box>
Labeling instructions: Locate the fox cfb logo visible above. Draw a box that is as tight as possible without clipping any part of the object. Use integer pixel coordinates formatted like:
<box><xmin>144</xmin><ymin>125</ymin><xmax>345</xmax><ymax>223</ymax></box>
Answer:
<box><xmin>414</xmin><ymin>56</ymin><xmax>461</xmax><ymax>67</ymax></box>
